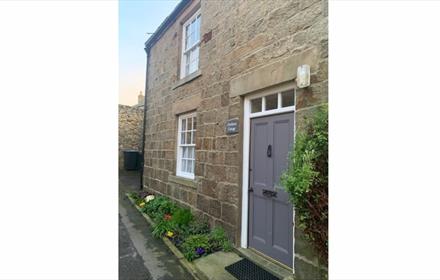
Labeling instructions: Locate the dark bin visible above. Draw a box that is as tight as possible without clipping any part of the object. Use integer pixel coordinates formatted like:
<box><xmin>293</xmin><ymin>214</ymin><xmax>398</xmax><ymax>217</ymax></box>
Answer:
<box><xmin>123</xmin><ymin>150</ymin><xmax>140</xmax><ymax>171</ymax></box>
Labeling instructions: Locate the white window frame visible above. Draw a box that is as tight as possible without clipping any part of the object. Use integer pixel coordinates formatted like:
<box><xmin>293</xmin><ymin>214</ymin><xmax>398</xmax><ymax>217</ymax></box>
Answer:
<box><xmin>248</xmin><ymin>88</ymin><xmax>296</xmax><ymax>118</ymax></box>
<box><xmin>176</xmin><ymin>112</ymin><xmax>197</xmax><ymax>179</ymax></box>
<box><xmin>180</xmin><ymin>9</ymin><xmax>201</xmax><ymax>79</ymax></box>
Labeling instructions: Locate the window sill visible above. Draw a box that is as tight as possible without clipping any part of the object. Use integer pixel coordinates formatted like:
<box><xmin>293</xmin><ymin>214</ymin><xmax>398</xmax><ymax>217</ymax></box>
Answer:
<box><xmin>169</xmin><ymin>174</ymin><xmax>197</xmax><ymax>189</ymax></box>
<box><xmin>173</xmin><ymin>70</ymin><xmax>202</xmax><ymax>90</ymax></box>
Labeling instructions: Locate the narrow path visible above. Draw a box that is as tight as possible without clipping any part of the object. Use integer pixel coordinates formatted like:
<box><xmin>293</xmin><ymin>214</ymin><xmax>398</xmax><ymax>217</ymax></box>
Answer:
<box><xmin>119</xmin><ymin>214</ymin><xmax>152</xmax><ymax>280</ymax></box>
<box><xmin>119</xmin><ymin>172</ymin><xmax>193</xmax><ymax>280</ymax></box>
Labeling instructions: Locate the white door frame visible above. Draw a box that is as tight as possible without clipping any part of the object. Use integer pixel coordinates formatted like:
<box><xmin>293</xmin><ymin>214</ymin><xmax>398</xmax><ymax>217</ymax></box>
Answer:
<box><xmin>240</xmin><ymin>82</ymin><xmax>296</xmax><ymax>271</ymax></box>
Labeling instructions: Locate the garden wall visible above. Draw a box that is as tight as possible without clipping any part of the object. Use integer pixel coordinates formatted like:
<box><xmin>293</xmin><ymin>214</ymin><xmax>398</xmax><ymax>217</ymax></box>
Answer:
<box><xmin>119</xmin><ymin>104</ymin><xmax>144</xmax><ymax>170</ymax></box>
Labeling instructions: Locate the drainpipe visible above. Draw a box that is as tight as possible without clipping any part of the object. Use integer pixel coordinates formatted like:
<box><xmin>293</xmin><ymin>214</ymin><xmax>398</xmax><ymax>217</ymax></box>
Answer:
<box><xmin>140</xmin><ymin>48</ymin><xmax>150</xmax><ymax>190</ymax></box>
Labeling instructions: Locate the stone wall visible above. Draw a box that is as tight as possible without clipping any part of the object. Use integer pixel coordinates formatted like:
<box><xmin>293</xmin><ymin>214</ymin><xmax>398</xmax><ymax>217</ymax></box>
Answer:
<box><xmin>143</xmin><ymin>0</ymin><xmax>327</xmax><ymax>278</ymax></box>
<box><xmin>119</xmin><ymin>104</ymin><xmax>144</xmax><ymax>170</ymax></box>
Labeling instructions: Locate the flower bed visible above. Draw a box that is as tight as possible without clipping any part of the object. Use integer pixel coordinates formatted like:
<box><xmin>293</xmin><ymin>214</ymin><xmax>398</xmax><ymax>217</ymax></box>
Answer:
<box><xmin>127</xmin><ymin>191</ymin><xmax>233</xmax><ymax>262</ymax></box>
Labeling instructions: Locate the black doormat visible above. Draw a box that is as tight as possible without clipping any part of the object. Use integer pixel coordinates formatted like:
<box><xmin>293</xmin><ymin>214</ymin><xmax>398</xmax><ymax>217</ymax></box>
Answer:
<box><xmin>225</xmin><ymin>258</ymin><xmax>280</xmax><ymax>280</ymax></box>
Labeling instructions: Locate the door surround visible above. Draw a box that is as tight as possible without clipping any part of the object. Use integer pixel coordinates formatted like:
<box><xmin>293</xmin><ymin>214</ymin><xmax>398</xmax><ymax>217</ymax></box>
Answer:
<box><xmin>240</xmin><ymin>81</ymin><xmax>296</xmax><ymax>271</ymax></box>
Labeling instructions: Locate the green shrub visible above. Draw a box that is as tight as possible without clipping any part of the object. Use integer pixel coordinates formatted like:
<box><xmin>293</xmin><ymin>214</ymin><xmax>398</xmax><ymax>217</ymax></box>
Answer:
<box><xmin>181</xmin><ymin>234</ymin><xmax>210</xmax><ymax>261</ymax></box>
<box><xmin>143</xmin><ymin>196</ymin><xmax>176</xmax><ymax>222</ymax></box>
<box><xmin>152</xmin><ymin>219</ymin><xmax>173</xmax><ymax>238</ymax></box>
<box><xmin>172</xmin><ymin>207</ymin><xmax>193</xmax><ymax>228</ymax></box>
<box><xmin>183</xmin><ymin>219</ymin><xmax>210</xmax><ymax>237</ymax></box>
<box><xmin>209</xmin><ymin>227</ymin><xmax>233</xmax><ymax>252</ymax></box>
<box><xmin>281</xmin><ymin>104</ymin><xmax>328</xmax><ymax>263</ymax></box>
<box><xmin>152</xmin><ymin>207</ymin><xmax>194</xmax><ymax>239</ymax></box>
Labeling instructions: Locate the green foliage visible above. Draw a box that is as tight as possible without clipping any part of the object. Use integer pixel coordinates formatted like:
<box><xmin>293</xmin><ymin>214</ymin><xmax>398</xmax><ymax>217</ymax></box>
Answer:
<box><xmin>209</xmin><ymin>227</ymin><xmax>233</xmax><ymax>252</ymax></box>
<box><xmin>188</xmin><ymin>219</ymin><xmax>210</xmax><ymax>235</ymax></box>
<box><xmin>172</xmin><ymin>208</ymin><xmax>193</xmax><ymax>228</ymax></box>
<box><xmin>127</xmin><ymin>192</ymin><xmax>140</xmax><ymax>200</ymax></box>
<box><xmin>152</xmin><ymin>207</ymin><xmax>194</xmax><ymax>239</ymax></box>
<box><xmin>133</xmin><ymin>193</ymin><xmax>234</xmax><ymax>261</ymax></box>
<box><xmin>152</xmin><ymin>219</ymin><xmax>173</xmax><ymax>238</ymax></box>
<box><xmin>281</xmin><ymin>104</ymin><xmax>328</xmax><ymax>263</ymax></box>
<box><xmin>143</xmin><ymin>196</ymin><xmax>176</xmax><ymax>222</ymax></box>
<box><xmin>128</xmin><ymin>192</ymin><xmax>145</xmax><ymax>205</ymax></box>
<box><xmin>181</xmin><ymin>234</ymin><xmax>210</xmax><ymax>261</ymax></box>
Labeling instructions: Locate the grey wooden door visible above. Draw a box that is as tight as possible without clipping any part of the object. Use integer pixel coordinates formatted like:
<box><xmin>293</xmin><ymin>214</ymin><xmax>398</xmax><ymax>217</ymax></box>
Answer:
<box><xmin>248</xmin><ymin>112</ymin><xmax>294</xmax><ymax>267</ymax></box>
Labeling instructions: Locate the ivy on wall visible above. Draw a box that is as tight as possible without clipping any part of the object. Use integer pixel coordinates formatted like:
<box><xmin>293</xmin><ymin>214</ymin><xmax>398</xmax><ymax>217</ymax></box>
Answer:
<box><xmin>281</xmin><ymin>104</ymin><xmax>328</xmax><ymax>263</ymax></box>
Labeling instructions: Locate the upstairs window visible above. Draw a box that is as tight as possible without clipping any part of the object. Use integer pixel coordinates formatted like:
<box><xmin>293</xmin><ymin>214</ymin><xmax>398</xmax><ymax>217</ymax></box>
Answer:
<box><xmin>176</xmin><ymin>112</ymin><xmax>197</xmax><ymax>179</ymax></box>
<box><xmin>180</xmin><ymin>10</ymin><xmax>201</xmax><ymax>78</ymax></box>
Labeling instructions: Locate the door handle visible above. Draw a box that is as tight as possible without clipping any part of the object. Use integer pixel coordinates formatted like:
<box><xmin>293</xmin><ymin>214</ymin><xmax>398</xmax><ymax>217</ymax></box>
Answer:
<box><xmin>262</xmin><ymin>189</ymin><xmax>277</xmax><ymax>197</ymax></box>
<box><xmin>267</xmin><ymin>144</ymin><xmax>272</xmax><ymax>157</ymax></box>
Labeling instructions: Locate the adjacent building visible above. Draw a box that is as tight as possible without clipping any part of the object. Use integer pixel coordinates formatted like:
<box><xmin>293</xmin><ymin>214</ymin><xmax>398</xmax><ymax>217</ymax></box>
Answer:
<box><xmin>142</xmin><ymin>0</ymin><xmax>328</xmax><ymax>277</ymax></box>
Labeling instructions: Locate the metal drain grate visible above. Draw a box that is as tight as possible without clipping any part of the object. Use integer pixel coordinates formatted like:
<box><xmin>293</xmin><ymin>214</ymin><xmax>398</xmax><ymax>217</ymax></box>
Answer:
<box><xmin>225</xmin><ymin>258</ymin><xmax>280</xmax><ymax>280</ymax></box>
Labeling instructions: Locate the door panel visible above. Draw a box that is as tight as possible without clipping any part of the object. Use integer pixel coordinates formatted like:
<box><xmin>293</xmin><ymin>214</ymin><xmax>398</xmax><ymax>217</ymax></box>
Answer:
<box><xmin>249</xmin><ymin>112</ymin><xmax>294</xmax><ymax>267</ymax></box>
<box><xmin>252</xmin><ymin>121</ymin><xmax>271</xmax><ymax>191</ymax></box>
<box><xmin>273</xmin><ymin>118</ymin><xmax>293</xmax><ymax>189</ymax></box>
<box><xmin>251</xmin><ymin>195</ymin><xmax>268</xmax><ymax>244</ymax></box>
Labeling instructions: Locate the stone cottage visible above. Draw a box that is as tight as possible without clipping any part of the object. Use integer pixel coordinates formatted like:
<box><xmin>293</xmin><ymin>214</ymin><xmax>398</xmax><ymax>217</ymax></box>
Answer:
<box><xmin>142</xmin><ymin>0</ymin><xmax>327</xmax><ymax>277</ymax></box>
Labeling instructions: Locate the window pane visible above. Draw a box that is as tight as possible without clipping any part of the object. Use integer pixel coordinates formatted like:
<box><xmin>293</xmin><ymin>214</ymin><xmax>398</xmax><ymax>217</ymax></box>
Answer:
<box><xmin>181</xmin><ymin>132</ymin><xmax>185</xmax><ymax>144</ymax></box>
<box><xmin>281</xmin><ymin>90</ymin><xmax>295</xmax><ymax>107</ymax></box>
<box><xmin>186</xmin><ymin>131</ymin><xmax>191</xmax><ymax>144</ymax></box>
<box><xmin>191</xmin><ymin>131</ymin><xmax>196</xmax><ymax>144</ymax></box>
<box><xmin>188</xmin><ymin>147</ymin><xmax>195</xmax><ymax>159</ymax></box>
<box><xmin>187</xmin><ymin>117</ymin><xmax>192</xmax><ymax>130</ymax></box>
<box><xmin>251</xmin><ymin>98</ymin><xmax>262</xmax><ymax>113</ymax></box>
<box><xmin>192</xmin><ymin>47</ymin><xmax>199</xmax><ymax>62</ymax></box>
<box><xmin>182</xmin><ymin>147</ymin><xmax>188</xmax><ymax>158</ymax></box>
<box><xmin>193</xmin><ymin>117</ymin><xmax>197</xmax><ymax>129</ymax></box>
<box><xmin>265</xmin><ymin>94</ymin><xmax>278</xmax><ymax>110</ymax></box>
<box><xmin>188</xmin><ymin>47</ymin><xmax>199</xmax><ymax>74</ymax></box>
<box><xmin>185</xmin><ymin>25</ymin><xmax>190</xmax><ymax>49</ymax></box>
<box><xmin>190</xmin><ymin>61</ymin><xmax>196</xmax><ymax>74</ymax></box>
<box><xmin>182</xmin><ymin>159</ymin><xmax>187</xmax><ymax>172</ymax></box>
<box><xmin>195</xmin><ymin>16</ymin><xmax>200</xmax><ymax>42</ymax></box>
<box><xmin>188</xmin><ymin>160</ymin><xmax>194</xmax><ymax>173</ymax></box>
<box><xmin>190</xmin><ymin>20</ymin><xmax>195</xmax><ymax>38</ymax></box>
<box><xmin>182</xmin><ymin>118</ymin><xmax>186</xmax><ymax>131</ymax></box>
<box><xmin>185</xmin><ymin>59</ymin><xmax>190</xmax><ymax>76</ymax></box>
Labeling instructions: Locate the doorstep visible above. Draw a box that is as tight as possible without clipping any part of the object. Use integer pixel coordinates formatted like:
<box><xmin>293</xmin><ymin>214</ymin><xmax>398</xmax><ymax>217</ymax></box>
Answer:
<box><xmin>234</xmin><ymin>248</ymin><xmax>294</xmax><ymax>280</ymax></box>
<box><xmin>193</xmin><ymin>251</ymin><xmax>243</xmax><ymax>280</ymax></box>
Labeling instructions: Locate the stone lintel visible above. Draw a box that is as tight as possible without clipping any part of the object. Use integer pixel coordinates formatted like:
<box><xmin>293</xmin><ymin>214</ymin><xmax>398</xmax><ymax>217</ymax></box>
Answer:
<box><xmin>172</xmin><ymin>94</ymin><xmax>201</xmax><ymax>115</ymax></box>
<box><xmin>229</xmin><ymin>47</ymin><xmax>319</xmax><ymax>98</ymax></box>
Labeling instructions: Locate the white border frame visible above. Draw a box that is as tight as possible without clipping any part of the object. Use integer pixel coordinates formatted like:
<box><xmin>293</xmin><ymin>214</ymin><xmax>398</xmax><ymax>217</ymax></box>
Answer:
<box><xmin>176</xmin><ymin>112</ymin><xmax>197</xmax><ymax>180</ymax></box>
<box><xmin>180</xmin><ymin>9</ymin><xmax>201</xmax><ymax>79</ymax></box>
<box><xmin>240</xmin><ymin>83</ymin><xmax>296</xmax><ymax>271</ymax></box>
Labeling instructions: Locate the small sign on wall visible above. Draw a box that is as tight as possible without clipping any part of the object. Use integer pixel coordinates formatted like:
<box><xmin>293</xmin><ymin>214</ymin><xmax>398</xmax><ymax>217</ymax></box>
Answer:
<box><xmin>226</xmin><ymin>118</ymin><xmax>239</xmax><ymax>135</ymax></box>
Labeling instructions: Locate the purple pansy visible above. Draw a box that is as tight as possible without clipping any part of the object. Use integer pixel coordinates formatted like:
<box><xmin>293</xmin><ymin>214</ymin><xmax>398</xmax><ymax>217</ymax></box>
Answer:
<box><xmin>195</xmin><ymin>247</ymin><xmax>205</xmax><ymax>255</ymax></box>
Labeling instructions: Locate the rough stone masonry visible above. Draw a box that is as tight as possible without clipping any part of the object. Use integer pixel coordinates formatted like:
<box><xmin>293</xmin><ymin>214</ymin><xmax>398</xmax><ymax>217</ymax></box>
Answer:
<box><xmin>119</xmin><ymin>104</ymin><xmax>144</xmax><ymax>170</ymax></box>
<box><xmin>142</xmin><ymin>0</ymin><xmax>328</xmax><ymax>278</ymax></box>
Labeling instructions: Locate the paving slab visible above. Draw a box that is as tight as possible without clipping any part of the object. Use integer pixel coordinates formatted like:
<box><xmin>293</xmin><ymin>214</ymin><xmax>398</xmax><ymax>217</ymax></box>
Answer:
<box><xmin>193</xmin><ymin>251</ymin><xmax>243</xmax><ymax>280</ymax></box>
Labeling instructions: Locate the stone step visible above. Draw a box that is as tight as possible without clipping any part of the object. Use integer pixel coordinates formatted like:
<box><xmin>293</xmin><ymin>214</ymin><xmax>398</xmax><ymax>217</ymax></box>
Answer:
<box><xmin>234</xmin><ymin>247</ymin><xmax>294</xmax><ymax>280</ymax></box>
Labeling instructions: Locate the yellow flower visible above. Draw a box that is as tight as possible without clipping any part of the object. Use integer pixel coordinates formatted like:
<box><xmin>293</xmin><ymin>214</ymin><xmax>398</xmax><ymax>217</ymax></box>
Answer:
<box><xmin>166</xmin><ymin>231</ymin><xmax>174</xmax><ymax>238</ymax></box>
<box><xmin>139</xmin><ymin>202</ymin><xmax>145</xmax><ymax>207</ymax></box>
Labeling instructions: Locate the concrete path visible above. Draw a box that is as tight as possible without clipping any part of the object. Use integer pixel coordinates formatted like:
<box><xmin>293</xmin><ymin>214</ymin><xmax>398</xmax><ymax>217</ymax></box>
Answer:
<box><xmin>119</xmin><ymin>172</ymin><xmax>193</xmax><ymax>280</ymax></box>
<box><xmin>119</xmin><ymin>214</ymin><xmax>152</xmax><ymax>280</ymax></box>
